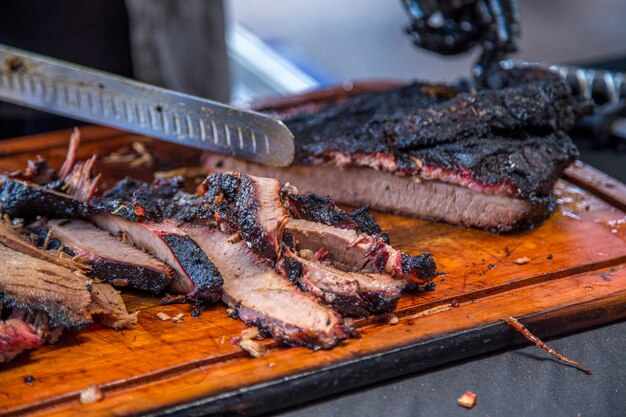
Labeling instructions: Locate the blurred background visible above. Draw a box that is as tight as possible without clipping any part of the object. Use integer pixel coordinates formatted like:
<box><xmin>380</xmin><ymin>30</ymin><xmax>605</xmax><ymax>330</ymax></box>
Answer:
<box><xmin>228</xmin><ymin>0</ymin><xmax>626</xmax><ymax>100</ymax></box>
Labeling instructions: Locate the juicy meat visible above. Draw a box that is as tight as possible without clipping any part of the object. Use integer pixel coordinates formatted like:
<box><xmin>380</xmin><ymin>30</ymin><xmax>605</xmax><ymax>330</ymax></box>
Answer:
<box><xmin>0</xmin><ymin>176</ymin><xmax>91</xmax><ymax>220</ymax></box>
<box><xmin>0</xmin><ymin>317</ymin><xmax>44</xmax><ymax>363</ymax></box>
<box><xmin>103</xmin><ymin>175</ymin><xmax>417</xmax><ymax>317</ymax></box>
<box><xmin>278</xmin><ymin>250</ymin><xmax>404</xmax><ymax>317</ymax></box>
<box><xmin>286</xmin><ymin>192</ymin><xmax>387</xmax><ymax>241</ymax></box>
<box><xmin>204</xmin><ymin>158</ymin><xmax>552</xmax><ymax>232</ymax></box>
<box><xmin>0</xmin><ymin>308</ymin><xmax>65</xmax><ymax>363</ymax></box>
<box><xmin>286</xmin><ymin>219</ymin><xmax>436</xmax><ymax>285</ymax></box>
<box><xmin>203</xmin><ymin>66</ymin><xmax>591</xmax><ymax>232</ymax></box>
<box><xmin>0</xmin><ymin>242</ymin><xmax>94</xmax><ymax>329</ymax></box>
<box><xmin>0</xmin><ymin>239</ymin><xmax>135</xmax><ymax>331</ymax></box>
<box><xmin>183</xmin><ymin>225</ymin><xmax>353</xmax><ymax>349</ymax></box>
<box><xmin>91</xmin><ymin>213</ymin><xmax>223</xmax><ymax>302</ymax></box>
<box><xmin>201</xmin><ymin>173</ymin><xmax>289</xmax><ymax>261</ymax></box>
<box><xmin>0</xmin><ymin>220</ymin><xmax>87</xmax><ymax>272</ymax></box>
<box><xmin>42</xmin><ymin>219</ymin><xmax>174</xmax><ymax>294</ymax></box>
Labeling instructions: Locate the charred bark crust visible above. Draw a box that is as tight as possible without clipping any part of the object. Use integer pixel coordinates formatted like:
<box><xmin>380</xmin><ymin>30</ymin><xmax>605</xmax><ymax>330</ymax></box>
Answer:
<box><xmin>0</xmin><ymin>177</ymin><xmax>91</xmax><ymax>219</ymax></box>
<box><xmin>161</xmin><ymin>234</ymin><xmax>223</xmax><ymax>302</ymax></box>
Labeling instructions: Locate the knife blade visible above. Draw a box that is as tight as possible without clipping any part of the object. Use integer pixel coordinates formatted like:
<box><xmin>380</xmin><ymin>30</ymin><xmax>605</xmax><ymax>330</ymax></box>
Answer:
<box><xmin>0</xmin><ymin>44</ymin><xmax>294</xmax><ymax>167</ymax></box>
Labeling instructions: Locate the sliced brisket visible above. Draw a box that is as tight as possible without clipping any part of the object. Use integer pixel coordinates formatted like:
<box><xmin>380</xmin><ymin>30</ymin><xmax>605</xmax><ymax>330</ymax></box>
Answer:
<box><xmin>0</xmin><ymin>176</ymin><xmax>91</xmax><ymax>220</ymax></box>
<box><xmin>91</xmin><ymin>213</ymin><xmax>222</xmax><ymax>302</ymax></box>
<box><xmin>286</xmin><ymin>192</ymin><xmax>387</xmax><ymax>241</ymax></box>
<box><xmin>0</xmin><ymin>220</ymin><xmax>88</xmax><ymax>272</ymax></box>
<box><xmin>200</xmin><ymin>173</ymin><xmax>289</xmax><ymax>261</ymax></box>
<box><xmin>203</xmin><ymin>157</ymin><xmax>551</xmax><ymax>231</ymax></box>
<box><xmin>0</xmin><ymin>242</ymin><xmax>94</xmax><ymax>329</ymax></box>
<box><xmin>278</xmin><ymin>250</ymin><xmax>404</xmax><ymax>317</ymax></box>
<box><xmin>183</xmin><ymin>225</ymin><xmax>353</xmax><ymax>349</ymax></box>
<box><xmin>0</xmin><ymin>315</ymin><xmax>45</xmax><ymax>363</ymax></box>
<box><xmin>285</xmin><ymin>219</ymin><xmax>436</xmax><ymax>285</ymax></box>
<box><xmin>40</xmin><ymin>219</ymin><xmax>174</xmax><ymax>294</ymax></box>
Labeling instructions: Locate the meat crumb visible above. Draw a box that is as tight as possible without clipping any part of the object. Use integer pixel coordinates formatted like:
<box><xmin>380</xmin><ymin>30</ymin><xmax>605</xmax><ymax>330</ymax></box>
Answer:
<box><xmin>388</xmin><ymin>314</ymin><xmax>399</xmax><ymax>325</ymax></box>
<box><xmin>23</xmin><ymin>375</ymin><xmax>36</xmax><ymax>385</ymax></box>
<box><xmin>241</xmin><ymin>327</ymin><xmax>260</xmax><ymax>340</ymax></box>
<box><xmin>156</xmin><ymin>312</ymin><xmax>171</xmax><ymax>321</ymax></box>
<box><xmin>547</xmin><ymin>254</ymin><xmax>553</xmax><ymax>260</ymax></box>
<box><xmin>457</xmin><ymin>391</ymin><xmax>477</xmax><ymax>409</ymax></box>
<box><xmin>172</xmin><ymin>313</ymin><xmax>184</xmax><ymax>323</ymax></box>
<box><xmin>239</xmin><ymin>339</ymin><xmax>267</xmax><ymax>358</ymax></box>
<box><xmin>79</xmin><ymin>384</ymin><xmax>104</xmax><ymax>404</ymax></box>
<box><xmin>514</xmin><ymin>257</ymin><xmax>531</xmax><ymax>265</ymax></box>
<box><xmin>451</xmin><ymin>299</ymin><xmax>460</xmax><ymax>308</ymax></box>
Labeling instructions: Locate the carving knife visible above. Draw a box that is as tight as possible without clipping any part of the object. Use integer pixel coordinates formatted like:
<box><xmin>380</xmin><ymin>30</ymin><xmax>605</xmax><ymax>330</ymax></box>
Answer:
<box><xmin>0</xmin><ymin>44</ymin><xmax>294</xmax><ymax>167</ymax></box>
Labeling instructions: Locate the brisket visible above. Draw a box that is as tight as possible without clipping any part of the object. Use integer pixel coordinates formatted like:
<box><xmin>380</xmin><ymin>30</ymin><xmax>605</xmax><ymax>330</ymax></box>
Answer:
<box><xmin>0</xmin><ymin>315</ymin><xmax>45</xmax><ymax>363</ymax></box>
<box><xmin>88</xmin><ymin>282</ymin><xmax>138</xmax><ymax>329</ymax></box>
<box><xmin>286</xmin><ymin>192</ymin><xmax>387</xmax><ymax>241</ymax></box>
<box><xmin>40</xmin><ymin>219</ymin><xmax>174</xmax><ymax>294</ymax></box>
<box><xmin>200</xmin><ymin>173</ymin><xmax>289</xmax><ymax>261</ymax></box>
<box><xmin>0</xmin><ymin>241</ymin><xmax>94</xmax><ymax>329</ymax></box>
<box><xmin>0</xmin><ymin>308</ymin><xmax>59</xmax><ymax>363</ymax></box>
<box><xmin>0</xmin><ymin>240</ymin><xmax>134</xmax><ymax>330</ymax></box>
<box><xmin>278</xmin><ymin>250</ymin><xmax>404</xmax><ymax>317</ymax></box>
<box><xmin>0</xmin><ymin>220</ymin><xmax>87</xmax><ymax>272</ymax></box>
<box><xmin>182</xmin><ymin>225</ymin><xmax>353</xmax><ymax>349</ymax></box>
<box><xmin>285</xmin><ymin>219</ymin><xmax>436</xmax><ymax>285</ymax></box>
<box><xmin>284</xmin><ymin>68</ymin><xmax>590</xmax><ymax>159</ymax></box>
<box><xmin>203</xmin><ymin>66</ymin><xmax>592</xmax><ymax>231</ymax></box>
<box><xmin>91</xmin><ymin>213</ymin><xmax>223</xmax><ymax>303</ymax></box>
<box><xmin>0</xmin><ymin>176</ymin><xmax>91</xmax><ymax>220</ymax></box>
<box><xmin>203</xmin><ymin>157</ymin><xmax>552</xmax><ymax>231</ymax></box>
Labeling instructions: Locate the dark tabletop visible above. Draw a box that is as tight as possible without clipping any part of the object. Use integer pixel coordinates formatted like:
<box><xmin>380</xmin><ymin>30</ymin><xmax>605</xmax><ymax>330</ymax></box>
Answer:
<box><xmin>267</xmin><ymin>320</ymin><xmax>625</xmax><ymax>417</ymax></box>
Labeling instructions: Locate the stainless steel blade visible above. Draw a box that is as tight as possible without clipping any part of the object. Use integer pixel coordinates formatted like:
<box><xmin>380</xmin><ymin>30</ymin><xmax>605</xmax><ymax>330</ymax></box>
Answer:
<box><xmin>0</xmin><ymin>44</ymin><xmax>294</xmax><ymax>166</ymax></box>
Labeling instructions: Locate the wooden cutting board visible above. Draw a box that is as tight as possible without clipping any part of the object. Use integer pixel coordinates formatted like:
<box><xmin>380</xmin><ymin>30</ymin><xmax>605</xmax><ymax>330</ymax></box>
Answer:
<box><xmin>1</xmin><ymin>124</ymin><xmax>626</xmax><ymax>417</ymax></box>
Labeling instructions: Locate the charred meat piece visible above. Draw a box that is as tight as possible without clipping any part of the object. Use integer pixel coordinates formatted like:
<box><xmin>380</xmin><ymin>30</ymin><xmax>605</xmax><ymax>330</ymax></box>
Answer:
<box><xmin>101</xmin><ymin>177</ymin><xmax>209</xmax><ymax>224</ymax></box>
<box><xmin>285</xmin><ymin>68</ymin><xmax>591</xmax><ymax>158</ymax></box>
<box><xmin>201</xmin><ymin>173</ymin><xmax>289</xmax><ymax>261</ymax></box>
<box><xmin>0</xmin><ymin>176</ymin><xmax>91</xmax><ymax>220</ymax></box>
<box><xmin>0</xmin><ymin>308</ymin><xmax>61</xmax><ymax>363</ymax></box>
<box><xmin>0</xmin><ymin>240</ymin><xmax>134</xmax><ymax>330</ymax></box>
<box><xmin>38</xmin><ymin>219</ymin><xmax>175</xmax><ymax>294</ymax></box>
<box><xmin>183</xmin><ymin>225</ymin><xmax>353</xmax><ymax>349</ymax></box>
<box><xmin>8</xmin><ymin>156</ymin><xmax>59</xmax><ymax>186</ymax></box>
<box><xmin>0</xmin><ymin>242</ymin><xmax>94</xmax><ymax>329</ymax></box>
<box><xmin>0</xmin><ymin>314</ymin><xmax>45</xmax><ymax>363</ymax></box>
<box><xmin>59</xmin><ymin>166</ymin><xmax>223</xmax><ymax>302</ymax></box>
<box><xmin>285</xmin><ymin>219</ymin><xmax>436</xmax><ymax>285</ymax></box>
<box><xmin>204</xmin><ymin>157</ymin><xmax>553</xmax><ymax>232</ymax></box>
<box><xmin>278</xmin><ymin>250</ymin><xmax>405</xmax><ymax>317</ymax></box>
<box><xmin>0</xmin><ymin>219</ymin><xmax>87</xmax><ymax>272</ymax></box>
<box><xmin>286</xmin><ymin>193</ymin><xmax>387</xmax><ymax>242</ymax></box>
<box><xmin>203</xmin><ymin>66</ymin><xmax>591</xmax><ymax>232</ymax></box>
<box><xmin>91</xmin><ymin>213</ymin><xmax>222</xmax><ymax>303</ymax></box>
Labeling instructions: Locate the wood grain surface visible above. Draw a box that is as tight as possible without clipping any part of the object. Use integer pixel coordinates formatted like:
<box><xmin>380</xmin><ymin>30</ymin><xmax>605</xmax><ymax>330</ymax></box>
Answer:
<box><xmin>1</xmin><ymin>123</ymin><xmax>625</xmax><ymax>417</ymax></box>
